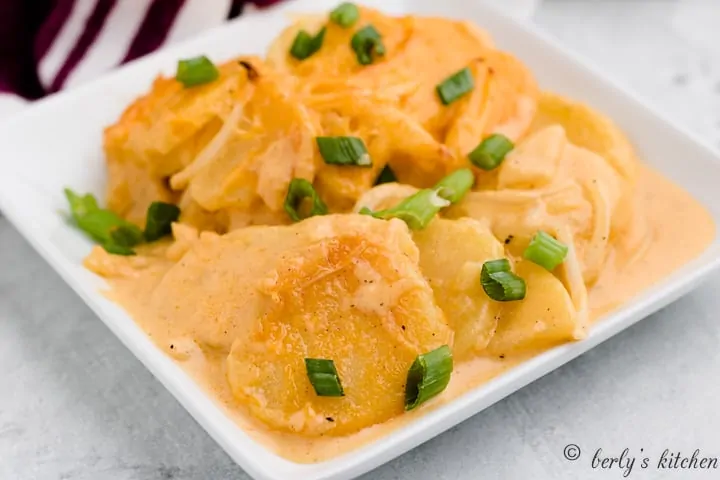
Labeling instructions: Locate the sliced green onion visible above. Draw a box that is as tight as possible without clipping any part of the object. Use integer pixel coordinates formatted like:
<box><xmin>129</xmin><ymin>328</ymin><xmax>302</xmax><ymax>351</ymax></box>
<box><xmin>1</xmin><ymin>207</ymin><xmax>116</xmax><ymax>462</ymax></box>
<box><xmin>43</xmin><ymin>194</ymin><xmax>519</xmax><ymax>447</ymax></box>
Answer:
<box><xmin>144</xmin><ymin>202</ymin><xmax>181</xmax><ymax>242</ymax></box>
<box><xmin>65</xmin><ymin>189</ymin><xmax>144</xmax><ymax>255</ymax></box>
<box><xmin>64</xmin><ymin>188</ymin><xmax>99</xmax><ymax>221</ymax></box>
<box><xmin>316</xmin><ymin>136</ymin><xmax>372</xmax><ymax>167</ymax></box>
<box><xmin>364</xmin><ymin>168</ymin><xmax>475</xmax><ymax>229</ymax></box>
<box><xmin>330</xmin><ymin>2</ymin><xmax>360</xmax><ymax>28</ymax></box>
<box><xmin>75</xmin><ymin>210</ymin><xmax>139</xmax><ymax>244</ymax></box>
<box><xmin>481</xmin><ymin>259</ymin><xmax>526</xmax><ymax>302</ymax></box>
<box><xmin>284</xmin><ymin>178</ymin><xmax>329</xmax><ymax>222</ymax></box>
<box><xmin>367</xmin><ymin>188</ymin><xmax>449</xmax><ymax>230</ymax></box>
<box><xmin>290</xmin><ymin>27</ymin><xmax>326</xmax><ymax>61</ymax></box>
<box><xmin>468</xmin><ymin>134</ymin><xmax>514</xmax><ymax>171</ymax></box>
<box><xmin>523</xmin><ymin>231</ymin><xmax>569</xmax><ymax>271</ymax></box>
<box><xmin>434</xmin><ymin>168</ymin><xmax>474</xmax><ymax>203</ymax></box>
<box><xmin>176</xmin><ymin>56</ymin><xmax>219</xmax><ymax>88</ymax></box>
<box><xmin>436</xmin><ymin>67</ymin><xmax>474</xmax><ymax>105</ymax></box>
<box><xmin>76</xmin><ymin>210</ymin><xmax>144</xmax><ymax>256</ymax></box>
<box><xmin>110</xmin><ymin>225</ymin><xmax>144</xmax><ymax>248</ymax></box>
<box><xmin>305</xmin><ymin>358</ymin><xmax>345</xmax><ymax>397</ymax></box>
<box><xmin>103</xmin><ymin>243</ymin><xmax>137</xmax><ymax>256</ymax></box>
<box><xmin>405</xmin><ymin>345</ymin><xmax>453</xmax><ymax>411</ymax></box>
<box><xmin>375</xmin><ymin>165</ymin><xmax>397</xmax><ymax>185</ymax></box>
<box><xmin>351</xmin><ymin>25</ymin><xmax>385</xmax><ymax>65</ymax></box>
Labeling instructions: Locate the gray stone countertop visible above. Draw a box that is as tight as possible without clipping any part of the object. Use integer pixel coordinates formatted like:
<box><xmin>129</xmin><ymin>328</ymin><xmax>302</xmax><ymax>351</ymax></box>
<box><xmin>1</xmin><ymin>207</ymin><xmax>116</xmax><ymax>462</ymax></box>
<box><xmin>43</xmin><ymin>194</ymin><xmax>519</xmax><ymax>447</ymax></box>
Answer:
<box><xmin>2</xmin><ymin>1</ymin><xmax>720</xmax><ymax>479</ymax></box>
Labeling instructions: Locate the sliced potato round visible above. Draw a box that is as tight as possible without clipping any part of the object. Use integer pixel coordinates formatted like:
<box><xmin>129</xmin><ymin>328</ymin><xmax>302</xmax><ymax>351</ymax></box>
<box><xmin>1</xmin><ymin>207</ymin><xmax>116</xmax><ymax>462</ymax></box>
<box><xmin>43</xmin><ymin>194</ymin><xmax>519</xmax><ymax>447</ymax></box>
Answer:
<box><xmin>221</xmin><ymin>215</ymin><xmax>452</xmax><ymax>436</ymax></box>
<box><xmin>444</xmin><ymin>51</ymin><xmax>539</xmax><ymax>160</ymax></box>
<box><xmin>413</xmin><ymin>218</ymin><xmax>505</xmax><ymax>359</ymax></box>
<box><xmin>486</xmin><ymin>260</ymin><xmax>577</xmax><ymax>356</ymax></box>
<box><xmin>528</xmin><ymin>91</ymin><xmax>639</xmax><ymax>182</ymax></box>
<box><xmin>103</xmin><ymin>59</ymin><xmax>252</xmax><ymax>224</ymax></box>
<box><xmin>104</xmin><ymin>58</ymin><xmax>253</xmax><ymax>175</ymax></box>
<box><xmin>178</xmin><ymin>66</ymin><xmax>321</xmax><ymax>216</ymax></box>
<box><xmin>313</xmin><ymin>95</ymin><xmax>451</xmax><ymax>208</ymax></box>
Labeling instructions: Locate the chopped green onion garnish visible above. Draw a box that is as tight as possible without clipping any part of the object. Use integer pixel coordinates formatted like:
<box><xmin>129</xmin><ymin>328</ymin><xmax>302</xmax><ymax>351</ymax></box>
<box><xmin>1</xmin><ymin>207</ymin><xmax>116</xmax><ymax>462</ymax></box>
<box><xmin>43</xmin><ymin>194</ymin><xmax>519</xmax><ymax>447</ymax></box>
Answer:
<box><xmin>351</xmin><ymin>25</ymin><xmax>385</xmax><ymax>65</ymax></box>
<box><xmin>375</xmin><ymin>165</ymin><xmax>397</xmax><ymax>185</ymax></box>
<box><xmin>436</xmin><ymin>67</ymin><xmax>474</xmax><ymax>105</ymax></box>
<box><xmin>305</xmin><ymin>358</ymin><xmax>345</xmax><ymax>397</ymax></box>
<box><xmin>481</xmin><ymin>259</ymin><xmax>526</xmax><ymax>302</ymax></box>
<box><xmin>284</xmin><ymin>178</ymin><xmax>329</xmax><ymax>222</ymax></box>
<box><xmin>110</xmin><ymin>225</ymin><xmax>145</xmax><ymax>248</ymax></box>
<box><xmin>434</xmin><ymin>168</ymin><xmax>474</xmax><ymax>203</ymax></box>
<box><xmin>64</xmin><ymin>190</ymin><xmax>180</xmax><ymax>255</ymax></box>
<box><xmin>290</xmin><ymin>27</ymin><xmax>326</xmax><ymax>61</ymax></box>
<box><xmin>176</xmin><ymin>56</ymin><xmax>219</xmax><ymax>88</ymax></box>
<box><xmin>75</xmin><ymin>209</ymin><xmax>142</xmax><ymax>245</ymax></box>
<box><xmin>523</xmin><ymin>231</ymin><xmax>569</xmax><ymax>271</ymax></box>
<box><xmin>405</xmin><ymin>345</ymin><xmax>453</xmax><ymax>411</ymax></box>
<box><xmin>468</xmin><ymin>134</ymin><xmax>514</xmax><ymax>171</ymax></box>
<box><xmin>64</xmin><ymin>188</ymin><xmax>144</xmax><ymax>255</ymax></box>
<box><xmin>144</xmin><ymin>201</ymin><xmax>181</xmax><ymax>242</ymax></box>
<box><xmin>316</xmin><ymin>136</ymin><xmax>372</xmax><ymax>167</ymax></box>
<box><xmin>364</xmin><ymin>168</ymin><xmax>475</xmax><ymax>229</ymax></box>
<box><xmin>64</xmin><ymin>188</ymin><xmax>99</xmax><ymax>221</ymax></box>
<box><xmin>366</xmin><ymin>188</ymin><xmax>449</xmax><ymax>230</ymax></box>
<box><xmin>102</xmin><ymin>243</ymin><xmax>137</xmax><ymax>256</ymax></box>
<box><xmin>330</xmin><ymin>2</ymin><xmax>360</xmax><ymax>28</ymax></box>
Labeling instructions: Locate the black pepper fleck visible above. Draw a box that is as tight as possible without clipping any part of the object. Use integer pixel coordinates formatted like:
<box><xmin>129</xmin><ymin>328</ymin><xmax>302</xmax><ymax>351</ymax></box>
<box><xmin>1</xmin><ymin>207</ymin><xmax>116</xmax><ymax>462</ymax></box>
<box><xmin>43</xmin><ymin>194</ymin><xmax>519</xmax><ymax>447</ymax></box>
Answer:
<box><xmin>239</xmin><ymin>60</ymin><xmax>259</xmax><ymax>80</ymax></box>
<box><xmin>504</xmin><ymin>234</ymin><xmax>514</xmax><ymax>245</ymax></box>
<box><xmin>326</xmin><ymin>417</ymin><xmax>335</xmax><ymax>422</ymax></box>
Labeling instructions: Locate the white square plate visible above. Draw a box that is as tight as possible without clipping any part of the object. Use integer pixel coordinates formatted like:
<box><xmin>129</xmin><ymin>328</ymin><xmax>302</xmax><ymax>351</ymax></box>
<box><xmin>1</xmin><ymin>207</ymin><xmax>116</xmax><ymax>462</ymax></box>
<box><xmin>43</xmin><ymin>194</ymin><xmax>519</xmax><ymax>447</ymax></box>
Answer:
<box><xmin>1</xmin><ymin>1</ymin><xmax>719</xmax><ymax>479</ymax></box>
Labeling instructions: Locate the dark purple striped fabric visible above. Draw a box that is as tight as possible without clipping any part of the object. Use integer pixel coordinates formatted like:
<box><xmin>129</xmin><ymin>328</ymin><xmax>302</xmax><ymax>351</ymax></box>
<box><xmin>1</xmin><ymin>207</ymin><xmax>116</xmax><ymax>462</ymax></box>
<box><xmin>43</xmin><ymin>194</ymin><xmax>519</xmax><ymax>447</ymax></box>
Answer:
<box><xmin>0</xmin><ymin>0</ymin><xmax>285</xmax><ymax>100</ymax></box>
<box><xmin>122</xmin><ymin>0</ymin><xmax>186</xmax><ymax>63</ymax></box>
<box><xmin>0</xmin><ymin>0</ymin><xmax>53</xmax><ymax>98</ymax></box>
<box><xmin>34</xmin><ymin>0</ymin><xmax>75</xmax><ymax>63</ymax></box>
<box><xmin>49</xmin><ymin>0</ymin><xmax>117</xmax><ymax>92</ymax></box>
<box><xmin>229</xmin><ymin>0</ymin><xmax>246</xmax><ymax>19</ymax></box>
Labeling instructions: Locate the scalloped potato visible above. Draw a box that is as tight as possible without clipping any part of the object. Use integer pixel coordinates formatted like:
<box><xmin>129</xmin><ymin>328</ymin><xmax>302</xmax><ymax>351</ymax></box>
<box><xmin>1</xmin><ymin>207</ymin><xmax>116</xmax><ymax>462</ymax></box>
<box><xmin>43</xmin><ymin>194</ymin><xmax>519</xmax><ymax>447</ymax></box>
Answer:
<box><xmin>268</xmin><ymin>6</ymin><xmax>537</xmax><ymax>187</ymax></box>
<box><xmin>95</xmin><ymin>214</ymin><xmax>451</xmax><ymax>435</ymax></box>
<box><xmin>78</xmin><ymin>2</ymin><xmax>716</xmax><ymax>465</ymax></box>
<box><xmin>104</xmin><ymin>59</ymin><xmax>253</xmax><ymax>224</ymax></box>
<box><xmin>412</xmin><ymin>218</ymin><xmax>504</xmax><ymax>359</ymax></box>
<box><xmin>226</xmin><ymin>216</ymin><xmax>451</xmax><ymax>435</ymax></box>
<box><xmin>487</xmin><ymin>260</ymin><xmax>578</xmax><ymax>355</ymax></box>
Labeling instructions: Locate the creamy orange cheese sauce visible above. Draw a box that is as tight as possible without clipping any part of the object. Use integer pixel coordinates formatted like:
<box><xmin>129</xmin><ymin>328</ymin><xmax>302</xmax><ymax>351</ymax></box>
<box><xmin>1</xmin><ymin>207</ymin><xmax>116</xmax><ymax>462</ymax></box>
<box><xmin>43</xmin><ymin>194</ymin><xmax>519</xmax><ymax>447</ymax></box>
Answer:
<box><xmin>96</xmin><ymin>165</ymin><xmax>713</xmax><ymax>463</ymax></box>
